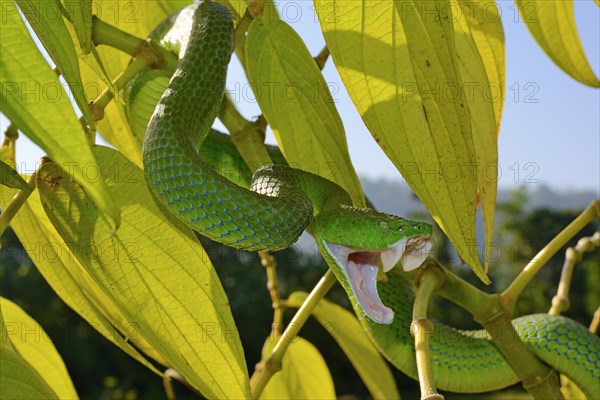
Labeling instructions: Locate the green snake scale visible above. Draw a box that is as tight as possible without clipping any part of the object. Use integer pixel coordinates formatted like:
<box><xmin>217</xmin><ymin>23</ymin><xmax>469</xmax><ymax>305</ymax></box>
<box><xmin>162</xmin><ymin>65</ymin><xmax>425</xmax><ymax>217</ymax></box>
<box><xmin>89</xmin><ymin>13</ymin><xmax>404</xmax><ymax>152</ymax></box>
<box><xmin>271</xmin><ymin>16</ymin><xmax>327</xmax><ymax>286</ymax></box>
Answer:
<box><xmin>132</xmin><ymin>2</ymin><xmax>599</xmax><ymax>397</ymax></box>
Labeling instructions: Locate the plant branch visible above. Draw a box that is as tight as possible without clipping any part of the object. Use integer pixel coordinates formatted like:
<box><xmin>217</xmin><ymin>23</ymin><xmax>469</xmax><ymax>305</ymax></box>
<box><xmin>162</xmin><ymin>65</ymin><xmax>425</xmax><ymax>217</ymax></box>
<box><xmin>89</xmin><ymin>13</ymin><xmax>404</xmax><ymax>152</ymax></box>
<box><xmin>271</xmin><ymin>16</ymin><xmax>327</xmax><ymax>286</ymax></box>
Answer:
<box><xmin>88</xmin><ymin>53</ymin><xmax>156</xmax><ymax>121</ymax></box>
<box><xmin>590</xmin><ymin>307</ymin><xmax>600</xmax><ymax>334</ymax></box>
<box><xmin>163</xmin><ymin>368</ymin><xmax>202</xmax><ymax>400</ymax></box>
<box><xmin>549</xmin><ymin>232</ymin><xmax>600</xmax><ymax>315</ymax></box>
<box><xmin>2</xmin><ymin>124</ymin><xmax>18</xmax><ymax>166</ymax></box>
<box><xmin>501</xmin><ymin>200</ymin><xmax>600</xmax><ymax>314</ymax></box>
<box><xmin>260</xmin><ymin>251</ymin><xmax>284</xmax><ymax>336</ymax></box>
<box><xmin>92</xmin><ymin>16</ymin><xmax>145</xmax><ymax>56</ymax></box>
<box><xmin>219</xmin><ymin>93</ymin><xmax>271</xmax><ymax>168</ymax></box>
<box><xmin>91</xmin><ymin>17</ymin><xmax>177</xmax><ymax>70</ymax></box>
<box><xmin>415</xmin><ymin>260</ymin><xmax>564</xmax><ymax>399</ymax></box>
<box><xmin>411</xmin><ymin>268</ymin><xmax>444</xmax><ymax>400</ymax></box>
<box><xmin>250</xmin><ymin>270</ymin><xmax>336</xmax><ymax>398</ymax></box>
<box><xmin>0</xmin><ymin>172</ymin><xmax>36</xmax><ymax>237</ymax></box>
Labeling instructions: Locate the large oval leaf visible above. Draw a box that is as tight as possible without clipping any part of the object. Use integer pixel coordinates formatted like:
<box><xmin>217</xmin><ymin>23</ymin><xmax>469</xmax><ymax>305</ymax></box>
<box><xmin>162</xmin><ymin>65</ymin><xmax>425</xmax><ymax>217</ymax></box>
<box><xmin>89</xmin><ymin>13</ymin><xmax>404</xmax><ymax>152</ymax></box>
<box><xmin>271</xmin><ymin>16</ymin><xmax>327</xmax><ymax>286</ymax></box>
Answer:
<box><xmin>515</xmin><ymin>0</ymin><xmax>599</xmax><ymax>87</ymax></box>
<box><xmin>287</xmin><ymin>292</ymin><xmax>400</xmax><ymax>400</ymax></box>
<box><xmin>0</xmin><ymin>185</ymin><xmax>166</xmax><ymax>373</ymax></box>
<box><xmin>35</xmin><ymin>146</ymin><xmax>250</xmax><ymax>399</ymax></box>
<box><xmin>260</xmin><ymin>337</ymin><xmax>335</xmax><ymax>399</ymax></box>
<box><xmin>315</xmin><ymin>0</ymin><xmax>489</xmax><ymax>282</ymax></box>
<box><xmin>0</xmin><ymin>297</ymin><xmax>78</xmax><ymax>399</ymax></box>
<box><xmin>0</xmin><ymin>3</ymin><xmax>120</xmax><ymax>228</ymax></box>
<box><xmin>246</xmin><ymin>17</ymin><xmax>365</xmax><ymax>207</ymax></box>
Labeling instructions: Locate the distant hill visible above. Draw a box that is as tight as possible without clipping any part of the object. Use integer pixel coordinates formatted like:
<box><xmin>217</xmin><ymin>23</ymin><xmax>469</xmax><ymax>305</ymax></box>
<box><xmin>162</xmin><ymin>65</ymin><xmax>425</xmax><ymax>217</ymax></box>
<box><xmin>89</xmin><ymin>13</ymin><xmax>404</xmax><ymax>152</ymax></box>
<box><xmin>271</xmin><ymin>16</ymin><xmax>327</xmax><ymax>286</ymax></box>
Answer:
<box><xmin>360</xmin><ymin>177</ymin><xmax>599</xmax><ymax>217</ymax></box>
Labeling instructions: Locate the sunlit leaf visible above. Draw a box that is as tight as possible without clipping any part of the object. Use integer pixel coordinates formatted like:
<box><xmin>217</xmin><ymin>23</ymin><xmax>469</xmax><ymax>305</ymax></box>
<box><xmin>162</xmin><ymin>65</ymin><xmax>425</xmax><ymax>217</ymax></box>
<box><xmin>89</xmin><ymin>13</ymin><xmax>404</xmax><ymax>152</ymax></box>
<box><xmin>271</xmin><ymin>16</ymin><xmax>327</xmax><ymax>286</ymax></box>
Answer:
<box><xmin>0</xmin><ymin>346</ymin><xmax>59</xmax><ymax>400</ymax></box>
<box><xmin>35</xmin><ymin>146</ymin><xmax>250</xmax><ymax>399</ymax></box>
<box><xmin>515</xmin><ymin>0</ymin><xmax>599</xmax><ymax>87</ymax></box>
<box><xmin>246</xmin><ymin>17</ymin><xmax>365</xmax><ymax>207</ymax></box>
<box><xmin>79</xmin><ymin>1</ymin><xmax>191</xmax><ymax>167</ymax></box>
<box><xmin>315</xmin><ymin>0</ymin><xmax>488</xmax><ymax>281</ymax></box>
<box><xmin>0</xmin><ymin>4</ymin><xmax>120</xmax><ymax>228</ymax></box>
<box><xmin>0</xmin><ymin>160</ymin><xmax>31</xmax><ymax>192</ymax></box>
<box><xmin>15</xmin><ymin>0</ymin><xmax>94</xmax><ymax>126</ymax></box>
<box><xmin>62</xmin><ymin>0</ymin><xmax>94</xmax><ymax>53</ymax></box>
<box><xmin>0</xmin><ymin>298</ymin><xmax>78</xmax><ymax>399</ymax></box>
<box><xmin>452</xmin><ymin>0</ymin><xmax>503</xmax><ymax>270</ymax></box>
<box><xmin>260</xmin><ymin>337</ymin><xmax>335</xmax><ymax>399</ymax></box>
<box><xmin>288</xmin><ymin>292</ymin><xmax>400</xmax><ymax>400</ymax></box>
<box><xmin>0</xmin><ymin>184</ymin><xmax>166</xmax><ymax>371</ymax></box>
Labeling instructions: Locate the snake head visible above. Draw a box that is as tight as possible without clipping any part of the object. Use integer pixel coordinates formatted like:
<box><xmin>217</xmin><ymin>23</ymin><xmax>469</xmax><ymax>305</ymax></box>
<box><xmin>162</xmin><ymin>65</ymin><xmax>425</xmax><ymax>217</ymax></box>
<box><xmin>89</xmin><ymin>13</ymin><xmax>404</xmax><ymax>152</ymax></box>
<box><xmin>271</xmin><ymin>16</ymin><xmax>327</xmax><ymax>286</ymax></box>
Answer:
<box><xmin>316</xmin><ymin>208</ymin><xmax>433</xmax><ymax>324</ymax></box>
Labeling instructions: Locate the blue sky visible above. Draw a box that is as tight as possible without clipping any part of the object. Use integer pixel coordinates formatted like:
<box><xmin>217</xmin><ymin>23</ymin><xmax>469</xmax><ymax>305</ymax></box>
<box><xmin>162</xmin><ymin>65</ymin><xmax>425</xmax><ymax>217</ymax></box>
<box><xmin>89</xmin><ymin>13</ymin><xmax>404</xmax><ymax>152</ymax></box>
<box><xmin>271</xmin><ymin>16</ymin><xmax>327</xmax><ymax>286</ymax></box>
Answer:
<box><xmin>3</xmin><ymin>1</ymin><xmax>599</xmax><ymax>192</ymax></box>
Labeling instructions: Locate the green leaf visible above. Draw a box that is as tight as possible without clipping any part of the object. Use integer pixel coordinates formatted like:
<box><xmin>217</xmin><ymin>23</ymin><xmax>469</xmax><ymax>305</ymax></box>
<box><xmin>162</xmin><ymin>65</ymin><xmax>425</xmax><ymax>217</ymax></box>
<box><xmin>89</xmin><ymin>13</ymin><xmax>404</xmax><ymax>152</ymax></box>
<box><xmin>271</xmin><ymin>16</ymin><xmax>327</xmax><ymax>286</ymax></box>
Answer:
<box><xmin>457</xmin><ymin>0</ymin><xmax>505</xmax><ymax>132</ymax></box>
<box><xmin>246</xmin><ymin>17</ymin><xmax>365</xmax><ymax>207</ymax></box>
<box><xmin>0</xmin><ymin>4</ymin><xmax>120</xmax><ymax>228</ymax></box>
<box><xmin>453</xmin><ymin>0</ymin><xmax>503</xmax><ymax>270</ymax></box>
<box><xmin>0</xmin><ymin>184</ymin><xmax>166</xmax><ymax>373</ymax></box>
<box><xmin>260</xmin><ymin>337</ymin><xmax>335</xmax><ymax>399</ymax></box>
<box><xmin>0</xmin><ymin>160</ymin><xmax>31</xmax><ymax>192</ymax></box>
<box><xmin>78</xmin><ymin>1</ymin><xmax>191</xmax><ymax>167</ymax></box>
<box><xmin>287</xmin><ymin>292</ymin><xmax>400</xmax><ymax>400</ymax></box>
<box><xmin>0</xmin><ymin>298</ymin><xmax>78</xmax><ymax>399</ymax></box>
<box><xmin>35</xmin><ymin>146</ymin><xmax>250</xmax><ymax>399</ymax></box>
<box><xmin>62</xmin><ymin>0</ymin><xmax>93</xmax><ymax>53</ymax></box>
<box><xmin>515</xmin><ymin>0</ymin><xmax>599</xmax><ymax>87</ymax></box>
<box><xmin>315</xmin><ymin>0</ymin><xmax>489</xmax><ymax>282</ymax></box>
<box><xmin>14</xmin><ymin>0</ymin><xmax>94</xmax><ymax>127</ymax></box>
<box><xmin>0</xmin><ymin>346</ymin><xmax>59</xmax><ymax>400</ymax></box>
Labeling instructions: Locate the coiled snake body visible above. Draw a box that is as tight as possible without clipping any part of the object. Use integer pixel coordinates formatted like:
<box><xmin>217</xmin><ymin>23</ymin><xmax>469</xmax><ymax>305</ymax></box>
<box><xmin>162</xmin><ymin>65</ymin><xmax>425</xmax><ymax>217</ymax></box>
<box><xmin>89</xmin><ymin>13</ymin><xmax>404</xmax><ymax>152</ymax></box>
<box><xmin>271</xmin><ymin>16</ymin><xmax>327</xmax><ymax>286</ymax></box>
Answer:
<box><xmin>133</xmin><ymin>2</ymin><xmax>599</xmax><ymax>397</ymax></box>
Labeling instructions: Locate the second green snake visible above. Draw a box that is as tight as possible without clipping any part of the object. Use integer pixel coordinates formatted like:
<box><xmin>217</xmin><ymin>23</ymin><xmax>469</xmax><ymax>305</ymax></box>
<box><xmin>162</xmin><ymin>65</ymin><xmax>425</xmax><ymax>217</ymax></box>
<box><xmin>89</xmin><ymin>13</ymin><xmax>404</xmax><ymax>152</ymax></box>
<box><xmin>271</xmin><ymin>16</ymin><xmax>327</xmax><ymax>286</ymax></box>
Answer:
<box><xmin>134</xmin><ymin>3</ymin><xmax>599</xmax><ymax>398</ymax></box>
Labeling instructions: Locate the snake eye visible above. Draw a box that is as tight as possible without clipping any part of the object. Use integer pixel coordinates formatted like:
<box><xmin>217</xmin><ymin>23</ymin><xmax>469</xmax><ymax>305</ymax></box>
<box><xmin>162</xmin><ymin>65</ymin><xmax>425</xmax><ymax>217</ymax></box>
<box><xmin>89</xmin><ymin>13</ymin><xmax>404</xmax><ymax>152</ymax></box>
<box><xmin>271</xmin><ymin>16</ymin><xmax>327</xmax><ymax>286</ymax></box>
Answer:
<box><xmin>379</xmin><ymin>221</ymin><xmax>389</xmax><ymax>229</ymax></box>
<box><xmin>398</xmin><ymin>226</ymin><xmax>404</xmax><ymax>232</ymax></box>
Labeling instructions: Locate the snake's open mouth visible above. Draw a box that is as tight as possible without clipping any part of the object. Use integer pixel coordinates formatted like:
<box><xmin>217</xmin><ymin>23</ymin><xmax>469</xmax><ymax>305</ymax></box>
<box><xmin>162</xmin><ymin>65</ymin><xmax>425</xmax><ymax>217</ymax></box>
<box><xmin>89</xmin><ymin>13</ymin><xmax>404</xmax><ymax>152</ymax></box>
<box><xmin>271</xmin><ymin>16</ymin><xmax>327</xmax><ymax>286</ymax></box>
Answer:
<box><xmin>325</xmin><ymin>235</ymin><xmax>432</xmax><ymax>325</ymax></box>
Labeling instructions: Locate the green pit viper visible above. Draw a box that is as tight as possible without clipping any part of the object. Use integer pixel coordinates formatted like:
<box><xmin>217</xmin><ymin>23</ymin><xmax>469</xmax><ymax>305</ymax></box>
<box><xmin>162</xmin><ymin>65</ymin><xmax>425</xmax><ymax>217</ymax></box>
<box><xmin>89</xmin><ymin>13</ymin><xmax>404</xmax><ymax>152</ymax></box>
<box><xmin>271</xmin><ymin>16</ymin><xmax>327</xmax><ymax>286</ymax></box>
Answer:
<box><xmin>130</xmin><ymin>2</ymin><xmax>599</xmax><ymax>397</ymax></box>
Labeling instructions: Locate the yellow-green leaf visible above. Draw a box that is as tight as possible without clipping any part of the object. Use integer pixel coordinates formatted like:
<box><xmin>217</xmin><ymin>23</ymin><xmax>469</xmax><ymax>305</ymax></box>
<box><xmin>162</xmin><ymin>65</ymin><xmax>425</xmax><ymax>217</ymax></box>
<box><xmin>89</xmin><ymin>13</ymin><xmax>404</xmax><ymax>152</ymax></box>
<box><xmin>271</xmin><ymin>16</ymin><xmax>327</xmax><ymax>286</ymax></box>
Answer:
<box><xmin>14</xmin><ymin>0</ymin><xmax>95</xmax><ymax>126</ymax></box>
<box><xmin>457</xmin><ymin>0</ymin><xmax>505</xmax><ymax>132</ymax></box>
<box><xmin>452</xmin><ymin>0</ymin><xmax>503</xmax><ymax>270</ymax></box>
<box><xmin>35</xmin><ymin>146</ymin><xmax>250</xmax><ymax>399</ymax></box>
<box><xmin>260</xmin><ymin>337</ymin><xmax>335</xmax><ymax>399</ymax></box>
<box><xmin>0</xmin><ymin>346</ymin><xmax>59</xmax><ymax>400</ymax></box>
<box><xmin>0</xmin><ymin>160</ymin><xmax>31</xmax><ymax>192</ymax></box>
<box><xmin>246</xmin><ymin>17</ymin><xmax>365</xmax><ymax>207</ymax></box>
<box><xmin>0</xmin><ymin>184</ymin><xmax>165</xmax><ymax>372</ymax></box>
<box><xmin>62</xmin><ymin>0</ymin><xmax>93</xmax><ymax>53</ymax></box>
<box><xmin>80</xmin><ymin>1</ymin><xmax>191</xmax><ymax>167</ymax></box>
<box><xmin>515</xmin><ymin>0</ymin><xmax>599</xmax><ymax>87</ymax></box>
<box><xmin>316</xmin><ymin>0</ymin><xmax>488</xmax><ymax>282</ymax></box>
<box><xmin>287</xmin><ymin>292</ymin><xmax>400</xmax><ymax>400</ymax></box>
<box><xmin>0</xmin><ymin>4</ymin><xmax>120</xmax><ymax>228</ymax></box>
<box><xmin>0</xmin><ymin>298</ymin><xmax>78</xmax><ymax>400</ymax></box>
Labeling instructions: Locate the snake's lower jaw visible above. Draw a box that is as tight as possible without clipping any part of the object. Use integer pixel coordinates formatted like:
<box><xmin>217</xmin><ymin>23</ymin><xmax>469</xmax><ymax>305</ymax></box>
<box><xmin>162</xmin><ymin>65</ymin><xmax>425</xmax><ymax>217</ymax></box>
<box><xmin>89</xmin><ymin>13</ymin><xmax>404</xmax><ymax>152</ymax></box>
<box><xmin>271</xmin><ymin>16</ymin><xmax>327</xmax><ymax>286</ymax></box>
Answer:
<box><xmin>325</xmin><ymin>235</ymin><xmax>432</xmax><ymax>325</ymax></box>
